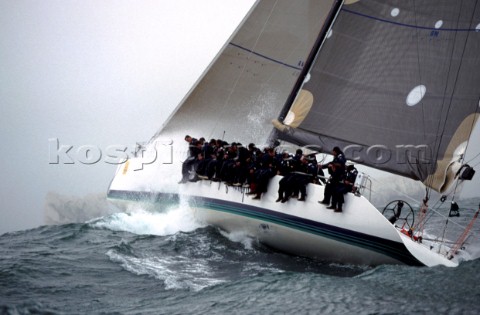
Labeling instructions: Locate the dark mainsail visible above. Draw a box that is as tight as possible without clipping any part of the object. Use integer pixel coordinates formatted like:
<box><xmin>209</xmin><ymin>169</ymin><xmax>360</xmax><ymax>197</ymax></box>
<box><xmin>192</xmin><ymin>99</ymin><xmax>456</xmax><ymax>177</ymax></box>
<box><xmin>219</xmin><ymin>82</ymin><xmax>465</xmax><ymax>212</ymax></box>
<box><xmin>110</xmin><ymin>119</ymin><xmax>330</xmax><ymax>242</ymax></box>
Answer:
<box><xmin>273</xmin><ymin>0</ymin><xmax>480</xmax><ymax>193</ymax></box>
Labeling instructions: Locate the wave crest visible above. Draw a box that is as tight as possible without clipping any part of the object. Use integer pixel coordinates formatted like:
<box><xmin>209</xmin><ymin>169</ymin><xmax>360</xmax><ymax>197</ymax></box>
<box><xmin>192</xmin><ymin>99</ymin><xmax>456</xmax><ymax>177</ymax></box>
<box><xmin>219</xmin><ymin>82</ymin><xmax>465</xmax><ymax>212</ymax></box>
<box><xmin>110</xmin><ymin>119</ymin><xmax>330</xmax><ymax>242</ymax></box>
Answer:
<box><xmin>90</xmin><ymin>205</ymin><xmax>203</xmax><ymax>236</ymax></box>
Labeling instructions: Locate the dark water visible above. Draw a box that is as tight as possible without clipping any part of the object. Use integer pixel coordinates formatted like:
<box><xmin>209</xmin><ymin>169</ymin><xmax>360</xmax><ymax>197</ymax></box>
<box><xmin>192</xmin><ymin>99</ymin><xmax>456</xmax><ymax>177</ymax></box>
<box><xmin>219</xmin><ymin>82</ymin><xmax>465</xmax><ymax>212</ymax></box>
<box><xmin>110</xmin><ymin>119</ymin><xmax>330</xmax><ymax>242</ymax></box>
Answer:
<box><xmin>1</xmin><ymin>199</ymin><xmax>480</xmax><ymax>315</ymax></box>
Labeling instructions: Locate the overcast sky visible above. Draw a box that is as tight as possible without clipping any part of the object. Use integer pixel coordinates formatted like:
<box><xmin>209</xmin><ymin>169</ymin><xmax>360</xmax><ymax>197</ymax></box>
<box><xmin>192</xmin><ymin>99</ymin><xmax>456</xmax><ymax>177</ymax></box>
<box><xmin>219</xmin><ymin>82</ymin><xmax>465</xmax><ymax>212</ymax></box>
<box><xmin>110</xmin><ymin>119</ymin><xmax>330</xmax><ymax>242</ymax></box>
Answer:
<box><xmin>0</xmin><ymin>0</ymin><xmax>256</xmax><ymax>234</ymax></box>
<box><xmin>1</xmin><ymin>0</ymin><xmax>478</xmax><ymax>234</ymax></box>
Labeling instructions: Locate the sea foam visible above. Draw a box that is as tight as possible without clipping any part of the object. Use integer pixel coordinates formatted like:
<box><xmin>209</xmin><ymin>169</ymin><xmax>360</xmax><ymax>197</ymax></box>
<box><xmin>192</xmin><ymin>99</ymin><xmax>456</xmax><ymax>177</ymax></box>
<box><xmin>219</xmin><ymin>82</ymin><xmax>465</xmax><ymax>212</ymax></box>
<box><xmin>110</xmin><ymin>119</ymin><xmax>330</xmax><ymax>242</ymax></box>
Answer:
<box><xmin>90</xmin><ymin>204</ymin><xmax>203</xmax><ymax>236</ymax></box>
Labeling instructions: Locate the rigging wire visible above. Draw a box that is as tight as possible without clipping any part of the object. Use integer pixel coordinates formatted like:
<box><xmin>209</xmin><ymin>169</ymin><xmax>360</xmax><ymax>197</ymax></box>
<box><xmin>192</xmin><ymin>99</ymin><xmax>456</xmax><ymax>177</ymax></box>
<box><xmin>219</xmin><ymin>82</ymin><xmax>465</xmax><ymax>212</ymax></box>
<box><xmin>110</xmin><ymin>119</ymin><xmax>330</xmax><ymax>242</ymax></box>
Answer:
<box><xmin>412</xmin><ymin>0</ymin><xmax>428</xmax><ymax>165</ymax></box>
<box><xmin>443</xmin><ymin>1</ymin><xmax>479</xmax><ymax>207</ymax></box>
<box><xmin>411</xmin><ymin>0</ymin><xmax>433</xmax><ymax>202</ymax></box>
<box><xmin>463</xmin><ymin>95</ymin><xmax>480</xmax><ymax>166</ymax></box>
<box><xmin>472</xmin><ymin>159</ymin><xmax>480</xmax><ymax>168</ymax></box>
<box><xmin>426</xmin><ymin>0</ymin><xmax>471</xmax><ymax>192</ymax></box>
<box><xmin>369</xmin><ymin>176</ymin><xmax>477</xmax><ymax>234</ymax></box>
<box><xmin>465</xmin><ymin>149</ymin><xmax>480</xmax><ymax>166</ymax></box>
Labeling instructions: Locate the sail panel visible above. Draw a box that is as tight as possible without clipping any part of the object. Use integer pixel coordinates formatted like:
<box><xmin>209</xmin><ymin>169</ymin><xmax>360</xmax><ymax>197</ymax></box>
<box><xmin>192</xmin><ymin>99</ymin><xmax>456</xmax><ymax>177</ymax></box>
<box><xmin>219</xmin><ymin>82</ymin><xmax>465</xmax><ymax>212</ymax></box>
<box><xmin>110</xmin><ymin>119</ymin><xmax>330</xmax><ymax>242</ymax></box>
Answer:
<box><xmin>156</xmin><ymin>0</ymin><xmax>341</xmax><ymax>145</ymax></box>
<box><xmin>274</xmin><ymin>0</ymin><xmax>480</xmax><ymax>191</ymax></box>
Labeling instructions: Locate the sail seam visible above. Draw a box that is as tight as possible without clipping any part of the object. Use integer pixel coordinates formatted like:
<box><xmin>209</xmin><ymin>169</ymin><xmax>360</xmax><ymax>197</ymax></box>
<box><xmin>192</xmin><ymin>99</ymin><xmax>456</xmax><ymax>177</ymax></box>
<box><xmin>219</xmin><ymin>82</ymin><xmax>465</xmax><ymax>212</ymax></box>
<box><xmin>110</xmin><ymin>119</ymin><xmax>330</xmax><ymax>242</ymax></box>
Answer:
<box><xmin>229</xmin><ymin>43</ymin><xmax>302</xmax><ymax>71</ymax></box>
<box><xmin>341</xmin><ymin>7</ymin><xmax>479</xmax><ymax>32</ymax></box>
<box><xmin>208</xmin><ymin>0</ymin><xmax>280</xmax><ymax>140</ymax></box>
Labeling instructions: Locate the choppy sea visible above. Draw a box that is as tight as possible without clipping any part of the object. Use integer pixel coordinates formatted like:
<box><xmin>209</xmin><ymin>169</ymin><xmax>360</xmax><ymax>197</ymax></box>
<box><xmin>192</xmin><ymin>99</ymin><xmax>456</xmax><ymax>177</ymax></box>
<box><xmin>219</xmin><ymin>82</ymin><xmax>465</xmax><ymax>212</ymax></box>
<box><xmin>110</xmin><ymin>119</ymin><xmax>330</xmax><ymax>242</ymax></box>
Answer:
<box><xmin>1</xmin><ymin>197</ymin><xmax>480</xmax><ymax>315</ymax></box>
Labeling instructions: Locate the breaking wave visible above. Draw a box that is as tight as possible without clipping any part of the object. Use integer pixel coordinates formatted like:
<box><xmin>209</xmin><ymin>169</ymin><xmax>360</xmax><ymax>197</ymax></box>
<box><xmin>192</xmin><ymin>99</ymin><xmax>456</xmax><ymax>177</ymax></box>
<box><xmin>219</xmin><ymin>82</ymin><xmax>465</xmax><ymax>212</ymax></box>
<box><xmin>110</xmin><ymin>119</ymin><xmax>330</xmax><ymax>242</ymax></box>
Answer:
<box><xmin>90</xmin><ymin>204</ymin><xmax>202</xmax><ymax>236</ymax></box>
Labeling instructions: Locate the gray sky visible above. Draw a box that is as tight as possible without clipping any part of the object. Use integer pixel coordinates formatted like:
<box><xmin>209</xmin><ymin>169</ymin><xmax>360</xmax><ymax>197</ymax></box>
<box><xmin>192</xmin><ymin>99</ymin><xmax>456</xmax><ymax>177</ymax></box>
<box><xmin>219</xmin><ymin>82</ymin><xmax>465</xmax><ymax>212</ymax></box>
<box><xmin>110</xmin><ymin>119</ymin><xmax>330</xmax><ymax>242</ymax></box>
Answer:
<box><xmin>0</xmin><ymin>0</ymin><xmax>256</xmax><ymax>234</ymax></box>
<box><xmin>1</xmin><ymin>0</ymin><xmax>478</xmax><ymax>234</ymax></box>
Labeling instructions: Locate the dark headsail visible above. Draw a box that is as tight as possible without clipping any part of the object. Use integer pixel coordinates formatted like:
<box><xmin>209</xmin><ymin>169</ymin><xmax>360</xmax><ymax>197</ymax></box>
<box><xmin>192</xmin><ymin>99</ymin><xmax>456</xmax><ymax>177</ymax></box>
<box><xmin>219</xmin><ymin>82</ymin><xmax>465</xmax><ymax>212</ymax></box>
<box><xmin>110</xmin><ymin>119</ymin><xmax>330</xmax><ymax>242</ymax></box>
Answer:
<box><xmin>272</xmin><ymin>0</ymin><xmax>480</xmax><ymax>193</ymax></box>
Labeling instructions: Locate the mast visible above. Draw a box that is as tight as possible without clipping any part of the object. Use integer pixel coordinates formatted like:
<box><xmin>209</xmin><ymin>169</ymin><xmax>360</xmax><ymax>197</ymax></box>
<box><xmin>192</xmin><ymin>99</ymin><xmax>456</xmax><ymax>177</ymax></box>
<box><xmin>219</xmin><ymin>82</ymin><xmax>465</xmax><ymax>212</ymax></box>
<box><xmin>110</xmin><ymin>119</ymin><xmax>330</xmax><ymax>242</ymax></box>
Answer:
<box><xmin>276</xmin><ymin>0</ymin><xmax>344</xmax><ymax>124</ymax></box>
<box><xmin>154</xmin><ymin>0</ymin><xmax>343</xmax><ymax>146</ymax></box>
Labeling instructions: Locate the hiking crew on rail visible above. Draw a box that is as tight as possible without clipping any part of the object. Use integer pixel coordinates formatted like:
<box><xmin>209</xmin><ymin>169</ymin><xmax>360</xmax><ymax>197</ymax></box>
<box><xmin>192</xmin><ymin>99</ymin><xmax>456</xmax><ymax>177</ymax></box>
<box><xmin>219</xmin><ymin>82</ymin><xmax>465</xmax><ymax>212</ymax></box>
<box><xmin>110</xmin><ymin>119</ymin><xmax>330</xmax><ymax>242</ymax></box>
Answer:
<box><xmin>179</xmin><ymin>136</ymin><xmax>357</xmax><ymax>212</ymax></box>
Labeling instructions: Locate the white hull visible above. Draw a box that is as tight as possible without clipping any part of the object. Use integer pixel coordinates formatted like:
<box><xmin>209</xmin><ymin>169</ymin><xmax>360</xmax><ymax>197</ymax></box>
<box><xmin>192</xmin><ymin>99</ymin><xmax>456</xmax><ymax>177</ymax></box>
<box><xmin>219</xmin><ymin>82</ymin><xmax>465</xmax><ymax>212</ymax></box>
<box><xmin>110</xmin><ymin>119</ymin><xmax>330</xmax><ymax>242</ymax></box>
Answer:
<box><xmin>108</xmin><ymin>160</ymin><xmax>457</xmax><ymax>267</ymax></box>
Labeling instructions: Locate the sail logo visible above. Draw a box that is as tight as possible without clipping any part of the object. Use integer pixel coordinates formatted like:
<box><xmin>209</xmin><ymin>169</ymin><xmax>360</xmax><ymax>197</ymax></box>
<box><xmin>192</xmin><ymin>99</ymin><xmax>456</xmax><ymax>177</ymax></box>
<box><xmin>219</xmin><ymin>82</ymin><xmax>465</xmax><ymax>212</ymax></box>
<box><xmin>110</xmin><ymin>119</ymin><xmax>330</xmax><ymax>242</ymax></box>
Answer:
<box><xmin>48</xmin><ymin>138</ymin><xmax>173</xmax><ymax>169</ymax></box>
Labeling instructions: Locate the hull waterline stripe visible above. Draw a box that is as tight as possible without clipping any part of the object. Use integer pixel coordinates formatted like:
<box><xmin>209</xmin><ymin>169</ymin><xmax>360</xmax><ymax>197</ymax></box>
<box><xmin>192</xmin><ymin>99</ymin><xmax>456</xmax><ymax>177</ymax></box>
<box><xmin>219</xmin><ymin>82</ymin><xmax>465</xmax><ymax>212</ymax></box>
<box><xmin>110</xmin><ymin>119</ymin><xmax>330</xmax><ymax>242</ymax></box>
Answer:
<box><xmin>198</xmin><ymin>198</ymin><xmax>421</xmax><ymax>265</ymax></box>
<box><xmin>108</xmin><ymin>190</ymin><xmax>423</xmax><ymax>266</ymax></box>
